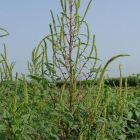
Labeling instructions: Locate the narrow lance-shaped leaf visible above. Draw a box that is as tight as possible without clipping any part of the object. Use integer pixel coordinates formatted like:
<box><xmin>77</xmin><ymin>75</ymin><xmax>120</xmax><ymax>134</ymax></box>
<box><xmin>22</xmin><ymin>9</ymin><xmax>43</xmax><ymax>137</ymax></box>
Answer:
<box><xmin>0</xmin><ymin>54</ymin><xmax>5</xmax><ymax>60</ymax></box>
<box><xmin>58</xmin><ymin>59</ymin><xmax>66</xmax><ymax>67</ymax></box>
<box><xmin>0</xmin><ymin>28</ymin><xmax>9</xmax><ymax>37</ymax></box>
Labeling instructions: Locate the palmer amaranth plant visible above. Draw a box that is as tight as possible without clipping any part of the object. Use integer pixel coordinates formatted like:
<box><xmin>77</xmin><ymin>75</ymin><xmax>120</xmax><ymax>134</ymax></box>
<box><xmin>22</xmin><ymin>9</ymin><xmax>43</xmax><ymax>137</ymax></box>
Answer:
<box><xmin>1</xmin><ymin>0</ymin><xmax>140</xmax><ymax>140</ymax></box>
<box><xmin>35</xmin><ymin>0</ymin><xmax>129</xmax><ymax>138</ymax></box>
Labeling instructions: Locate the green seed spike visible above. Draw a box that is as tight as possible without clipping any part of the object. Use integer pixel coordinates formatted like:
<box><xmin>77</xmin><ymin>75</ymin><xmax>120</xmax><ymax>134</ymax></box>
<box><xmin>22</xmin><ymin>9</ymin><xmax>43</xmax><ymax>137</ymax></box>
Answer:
<box><xmin>3</xmin><ymin>44</ymin><xmax>8</xmax><ymax>79</ymax></box>
<box><xmin>60</xmin><ymin>0</ymin><xmax>64</xmax><ymax>10</ymax></box>
<box><xmin>87</xmin><ymin>34</ymin><xmax>95</xmax><ymax>62</ymax></box>
<box><xmin>62</xmin><ymin>27</ymin><xmax>66</xmax><ymax>47</ymax></box>
<box><xmin>10</xmin><ymin>61</ymin><xmax>16</xmax><ymax>72</ymax></box>
<box><xmin>13</xmin><ymin>72</ymin><xmax>18</xmax><ymax>113</ymax></box>
<box><xmin>44</xmin><ymin>40</ymin><xmax>49</xmax><ymax>68</ymax></box>
<box><xmin>23</xmin><ymin>74</ymin><xmax>28</xmax><ymax>105</ymax></box>
<box><xmin>41</xmin><ymin>45</ymin><xmax>45</xmax><ymax>78</ymax></box>
<box><xmin>60</xmin><ymin>26</ymin><xmax>63</xmax><ymax>46</ymax></box>
<box><xmin>74</xmin><ymin>0</ymin><xmax>79</xmax><ymax>32</ymax></box>
<box><xmin>92</xmin><ymin>64</ymin><xmax>102</xmax><ymax>87</ymax></box>
<box><xmin>57</xmin><ymin>15</ymin><xmax>61</xmax><ymax>26</ymax></box>
<box><xmin>34</xmin><ymin>53</ymin><xmax>43</xmax><ymax>65</ymax></box>
<box><xmin>78</xmin><ymin>0</ymin><xmax>81</xmax><ymax>8</ymax></box>
<box><xmin>60</xmin><ymin>77</ymin><xmax>69</xmax><ymax>102</ymax></box>
<box><xmin>77</xmin><ymin>12</ymin><xmax>80</xmax><ymax>35</ymax></box>
<box><xmin>81</xmin><ymin>0</ymin><xmax>92</xmax><ymax>24</ymax></box>
<box><xmin>64</xmin><ymin>0</ymin><xmax>67</xmax><ymax>16</ymax></box>
<box><xmin>1</xmin><ymin>45</ymin><xmax>13</xmax><ymax>80</ymax></box>
<box><xmin>61</xmin><ymin>16</ymin><xmax>64</xmax><ymax>28</ymax></box>
<box><xmin>27</xmin><ymin>61</ymin><xmax>33</xmax><ymax>75</ymax></box>
<box><xmin>96</xmin><ymin>54</ymin><xmax>130</xmax><ymax>97</ymax></box>
<box><xmin>125</xmin><ymin>78</ymin><xmax>128</xmax><ymax>108</ymax></box>
<box><xmin>36</xmin><ymin>60</ymin><xmax>42</xmax><ymax>70</ymax></box>
<box><xmin>49</xmin><ymin>24</ymin><xmax>56</xmax><ymax>80</ymax></box>
<box><xmin>75</xmin><ymin>38</ymin><xmax>81</xmax><ymax>70</ymax></box>
<box><xmin>0</xmin><ymin>68</ymin><xmax>3</xmax><ymax>82</ymax></box>
<box><xmin>79</xmin><ymin>21</ymin><xmax>90</xmax><ymax>53</ymax></box>
<box><xmin>32</xmin><ymin>48</ymin><xmax>35</xmax><ymax>63</ymax></box>
<box><xmin>50</xmin><ymin>10</ymin><xmax>58</xmax><ymax>36</ymax></box>
<box><xmin>36</xmin><ymin>35</ymin><xmax>51</xmax><ymax>49</ymax></box>
<box><xmin>2</xmin><ymin>63</ymin><xmax>6</xmax><ymax>79</ymax></box>
<box><xmin>35</xmin><ymin>44</ymin><xmax>42</xmax><ymax>60</ymax></box>
<box><xmin>119</xmin><ymin>63</ymin><xmax>122</xmax><ymax>97</ymax></box>
<box><xmin>92</xmin><ymin>45</ymin><xmax>98</xmax><ymax>69</ymax></box>
<box><xmin>4</xmin><ymin>44</ymin><xmax>7</xmax><ymax>62</ymax></box>
<box><xmin>77</xmin><ymin>106</ymin><xmax>84</xmax><ymax>140</ymax></box>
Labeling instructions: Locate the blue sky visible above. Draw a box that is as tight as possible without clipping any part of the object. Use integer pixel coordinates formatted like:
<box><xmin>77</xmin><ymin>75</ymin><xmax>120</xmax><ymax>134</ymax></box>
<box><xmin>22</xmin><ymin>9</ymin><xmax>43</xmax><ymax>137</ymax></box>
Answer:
<box><xmin>0</xmin><ymin>0</ymin><xmax>140</xmax><ymax>80</ymax></box>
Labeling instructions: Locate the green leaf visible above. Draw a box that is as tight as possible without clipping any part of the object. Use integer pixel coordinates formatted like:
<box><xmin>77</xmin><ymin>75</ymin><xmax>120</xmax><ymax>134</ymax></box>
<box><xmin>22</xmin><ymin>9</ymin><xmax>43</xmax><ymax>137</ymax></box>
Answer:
<box><xmin>117</xmin><ymin>135</ymin><xmax>126</xmax><ymax>140</ymax></box>
<box><xmin>87</xmin><ymin>56</ymin><xmax>102</xmax><ymax>61</ymax></box>
<box><xmin>90</xmin><ymin>68</ymin><xmax>109</xmax><ymax>73</ymax></box>
<box><xmin>0</xmin><ymin>28</ymin><xmax>9</xmax><ymax>37</ymax></box>
<box><xmin>22</xmin><ymin>134</ymin><xmax>32</xmax><ymax>140</ymax></box>
<box><xmin>135</xmin><ymin>110</ymin><xmax>140</xmax><ymax>117</ymax></box>
<box><xmin>0</xmin><ymin>124</ymin><xmax>7</xmax><ymax>131</ymax></box>
<box><xmin>67</xmin><ymin>57</ymin><xmax>73</xmax><ymax>62</ymax></box>
<box><xmin>81</xmin><ymin>42</ymin><xmax>88</xmax><ymax>45</ymax></box>
<box><xmin>58</xmin><ymin>59</ymin><xmax>66</xmax><ymax>67</ymax></box>
<box><xmin>56</xmin><ymin>77</ymin><xmax>61</xmax><ymax>81</ymax></box>
<box><xmin>79</xmin><ymin>34</ymin><xmax>89</xmax><ymax>38</ymax></box>
<box><xmin>22</xmin><ymin>114</ymin><xmax>30</xmax><ymax>123</ymax></box>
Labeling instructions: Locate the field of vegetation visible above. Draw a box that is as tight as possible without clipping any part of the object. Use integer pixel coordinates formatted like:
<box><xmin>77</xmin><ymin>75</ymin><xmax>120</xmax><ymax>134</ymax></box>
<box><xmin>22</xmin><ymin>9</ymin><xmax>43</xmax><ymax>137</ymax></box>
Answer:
<box><xmin>0</xmin><ymin>0</ymin><xmax>140</xmax><ymax>139</ymax></box>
